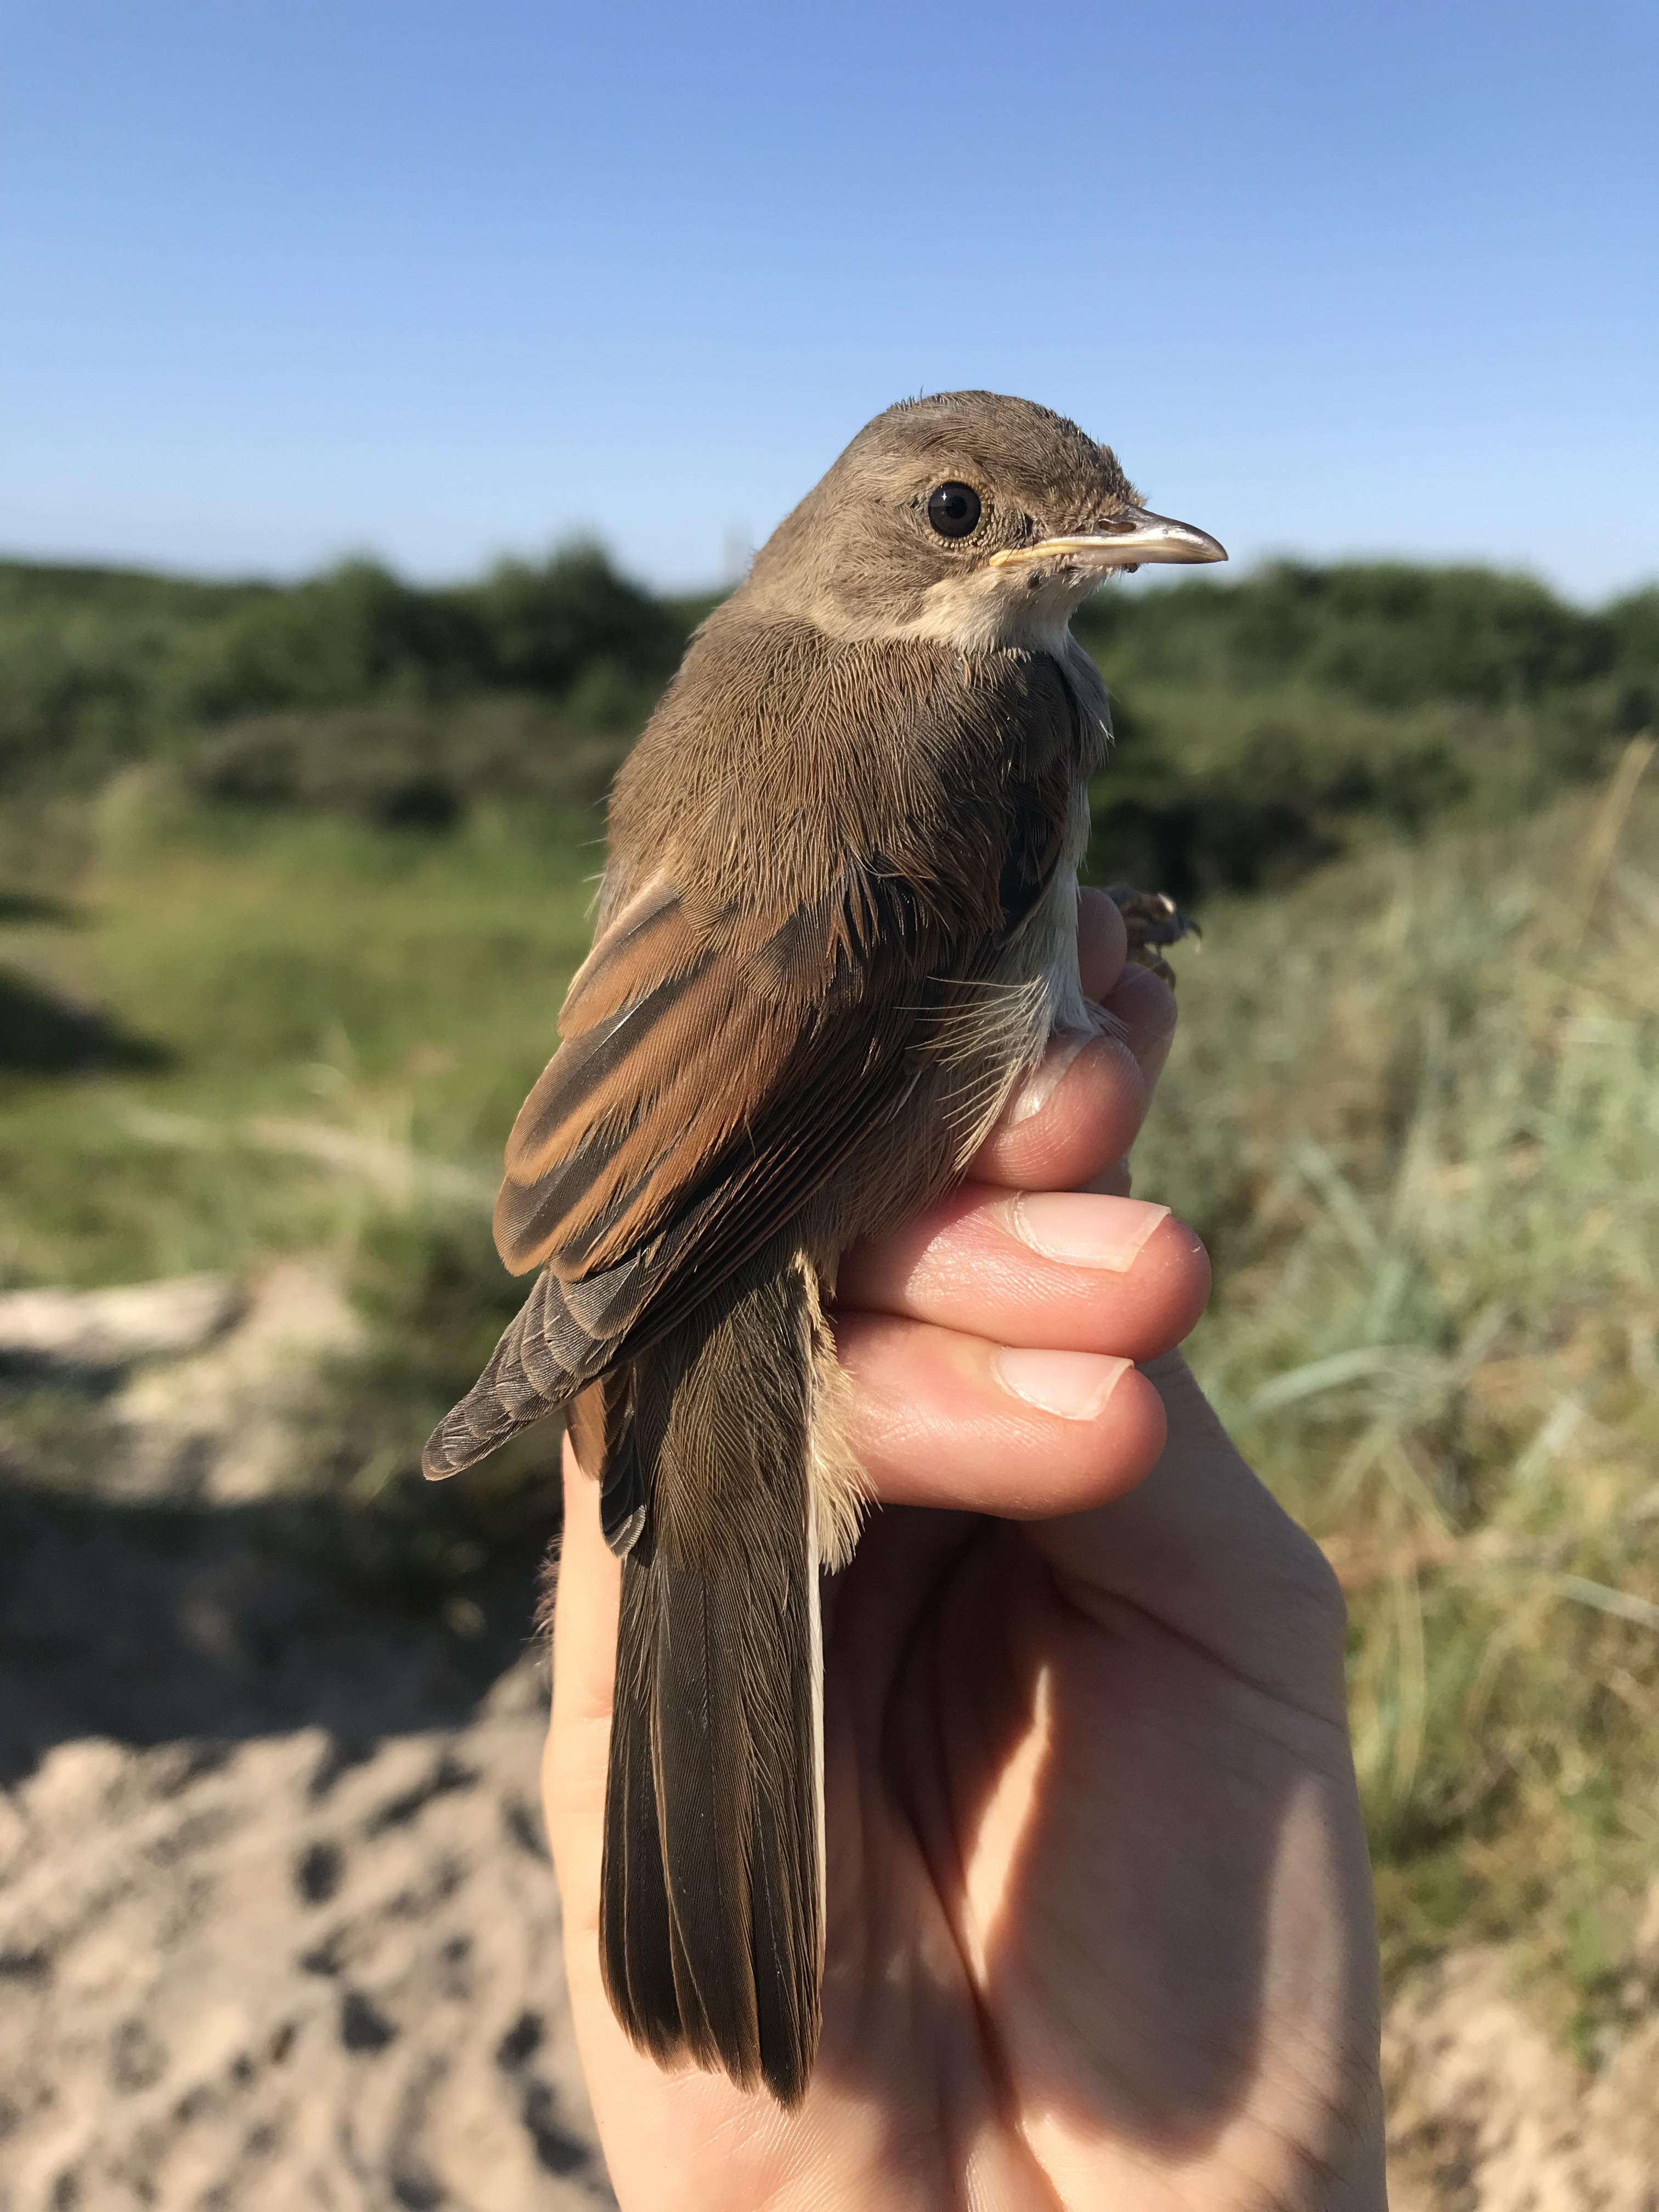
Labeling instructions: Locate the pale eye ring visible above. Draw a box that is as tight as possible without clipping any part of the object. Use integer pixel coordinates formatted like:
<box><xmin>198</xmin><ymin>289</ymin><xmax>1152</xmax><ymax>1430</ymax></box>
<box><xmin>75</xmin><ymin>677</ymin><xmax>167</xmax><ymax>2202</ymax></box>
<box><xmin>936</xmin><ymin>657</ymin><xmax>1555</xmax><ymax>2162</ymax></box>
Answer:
<box><xmin>926</xmin><ymin>482</ymin><xmax>981</xmax><ymax>539</ymax></box>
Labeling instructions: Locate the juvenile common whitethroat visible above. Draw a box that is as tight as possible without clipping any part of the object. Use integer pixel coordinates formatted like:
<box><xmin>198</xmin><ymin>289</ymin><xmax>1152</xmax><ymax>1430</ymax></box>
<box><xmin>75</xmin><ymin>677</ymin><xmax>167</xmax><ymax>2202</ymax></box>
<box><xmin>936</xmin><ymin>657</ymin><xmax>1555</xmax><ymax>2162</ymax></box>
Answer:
<box><xmin>425</xmin><ymin>391</ymin><xmax>1224</xmax><ymax>2104</ymax></box>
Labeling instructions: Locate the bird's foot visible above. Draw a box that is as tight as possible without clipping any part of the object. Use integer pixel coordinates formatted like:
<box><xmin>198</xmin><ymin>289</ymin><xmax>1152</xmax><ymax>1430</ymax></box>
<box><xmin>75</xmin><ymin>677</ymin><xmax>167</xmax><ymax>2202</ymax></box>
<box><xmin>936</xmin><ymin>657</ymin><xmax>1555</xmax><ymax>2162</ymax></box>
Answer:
<box><xmin>1105</xmin><ymin>885</ymin><xmax>1199</xmax><ymax>990</ymax></box>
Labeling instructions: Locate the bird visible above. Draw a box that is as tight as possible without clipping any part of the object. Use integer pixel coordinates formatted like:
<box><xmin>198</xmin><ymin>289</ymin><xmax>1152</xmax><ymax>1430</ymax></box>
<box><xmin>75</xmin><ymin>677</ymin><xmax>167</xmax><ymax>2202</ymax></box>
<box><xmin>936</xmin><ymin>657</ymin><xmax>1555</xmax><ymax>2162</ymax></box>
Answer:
<box><xmin>422</xmin><ymin>391</ymin><xmax>1225</xmax><ymax>2105</ymax></box>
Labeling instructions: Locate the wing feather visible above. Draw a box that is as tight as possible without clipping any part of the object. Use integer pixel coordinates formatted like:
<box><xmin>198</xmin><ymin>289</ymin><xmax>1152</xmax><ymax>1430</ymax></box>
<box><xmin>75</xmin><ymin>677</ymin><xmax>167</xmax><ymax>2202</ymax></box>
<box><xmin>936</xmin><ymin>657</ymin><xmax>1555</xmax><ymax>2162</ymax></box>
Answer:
<box><xmin>424</xmin><ymin>633</ymin><xmax>1094</xmax><ymax>1484</ymax></box>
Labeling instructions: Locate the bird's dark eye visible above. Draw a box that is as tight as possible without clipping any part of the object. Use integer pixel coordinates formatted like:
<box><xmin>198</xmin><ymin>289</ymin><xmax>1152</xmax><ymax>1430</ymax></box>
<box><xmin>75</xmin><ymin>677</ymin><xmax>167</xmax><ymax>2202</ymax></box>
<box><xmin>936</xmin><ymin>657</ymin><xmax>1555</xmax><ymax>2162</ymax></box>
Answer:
<box><xmin>926</xmin><ymin>482</ymin><xmax>981</xmax><ymax>539</ymax></box>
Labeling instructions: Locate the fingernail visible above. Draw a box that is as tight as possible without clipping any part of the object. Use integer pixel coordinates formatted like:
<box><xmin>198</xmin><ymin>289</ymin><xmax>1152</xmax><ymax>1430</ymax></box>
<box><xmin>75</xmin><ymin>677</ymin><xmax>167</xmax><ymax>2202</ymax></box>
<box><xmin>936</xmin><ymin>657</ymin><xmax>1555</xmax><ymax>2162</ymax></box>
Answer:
<box><xmin>994</xmin><ymin>1348</ymin><xmax>1132</xmax><ymax>1420</ymax></box>
<box><xmin>1010</xmin><ymin>1194</ymin><xmax>1170</xmax><ymax>1271</ymax></box>
<box><xmin>1005</xmin><ymin>1029</ymin><xmax>1097</xmax><ymax>1125</ymax></box>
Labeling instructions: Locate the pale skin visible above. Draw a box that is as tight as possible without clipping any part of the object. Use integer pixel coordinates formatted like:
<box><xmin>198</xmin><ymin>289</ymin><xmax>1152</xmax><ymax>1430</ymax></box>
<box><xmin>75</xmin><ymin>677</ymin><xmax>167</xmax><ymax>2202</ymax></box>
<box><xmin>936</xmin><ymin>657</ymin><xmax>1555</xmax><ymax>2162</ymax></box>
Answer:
<box><xmin>544</xmin><ymin>890</ymin><xmax>1388</xmax><ymax>2210</ymax></box>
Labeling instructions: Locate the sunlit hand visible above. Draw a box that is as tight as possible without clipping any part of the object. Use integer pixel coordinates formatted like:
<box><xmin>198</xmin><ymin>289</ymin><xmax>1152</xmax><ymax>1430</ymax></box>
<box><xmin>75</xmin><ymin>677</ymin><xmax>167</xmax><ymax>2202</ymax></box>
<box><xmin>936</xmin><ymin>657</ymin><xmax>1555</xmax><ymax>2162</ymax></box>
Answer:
<box><xmin>544</xmin><ymin>889</ymin><xmax>1386</xmax><ymax>2210</ymax></box>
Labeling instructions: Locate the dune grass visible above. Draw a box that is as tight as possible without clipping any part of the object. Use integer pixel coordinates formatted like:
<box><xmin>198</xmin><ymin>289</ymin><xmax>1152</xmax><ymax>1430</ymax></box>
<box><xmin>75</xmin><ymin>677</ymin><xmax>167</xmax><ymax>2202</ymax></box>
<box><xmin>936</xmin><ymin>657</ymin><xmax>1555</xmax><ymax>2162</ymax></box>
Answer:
<box><xmin>2</xmin><ymin>748</ymin><xmax>1655</xmax><ymax>2033</ymax></box>
<box><xmin>1138</xmin><ymin>741</ymin><xmax>1659</xmax><ymax>2037</ymax></box>
<box><xmin>0</xmin><ymin>780</ymin><xmax>598</xmax><ymax>1287</ymax></box>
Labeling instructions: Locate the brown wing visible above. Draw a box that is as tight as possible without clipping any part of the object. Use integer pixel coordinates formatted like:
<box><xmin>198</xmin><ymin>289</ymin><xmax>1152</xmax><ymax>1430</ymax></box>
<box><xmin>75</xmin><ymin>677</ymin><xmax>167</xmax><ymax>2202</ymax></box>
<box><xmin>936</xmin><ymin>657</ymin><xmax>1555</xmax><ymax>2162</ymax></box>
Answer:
<box><xmin>421</xmin><ymin>634</ymin><xmax>1085</xmax><ymax>1481</ymax></box>
<box><xmin>495</xmin><ymin>865</ymin><xmax>943</xmax><ymax>1281</ymax></box>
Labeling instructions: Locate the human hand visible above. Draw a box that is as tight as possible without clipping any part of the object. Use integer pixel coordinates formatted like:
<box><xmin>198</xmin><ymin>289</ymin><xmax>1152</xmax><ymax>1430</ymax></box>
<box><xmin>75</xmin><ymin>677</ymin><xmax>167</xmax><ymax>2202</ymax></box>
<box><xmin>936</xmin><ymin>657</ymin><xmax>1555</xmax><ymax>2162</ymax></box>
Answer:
<box><xmin>544</xmin><ymin>889</ymin><xmax>1386</xmax><ymax>2210</ymax></box>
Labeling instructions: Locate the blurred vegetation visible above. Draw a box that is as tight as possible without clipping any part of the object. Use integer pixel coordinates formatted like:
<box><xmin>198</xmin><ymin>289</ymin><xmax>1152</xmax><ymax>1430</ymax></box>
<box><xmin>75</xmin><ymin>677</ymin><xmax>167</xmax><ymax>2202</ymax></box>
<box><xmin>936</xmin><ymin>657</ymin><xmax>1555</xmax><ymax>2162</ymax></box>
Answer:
<box><xmin>2</xmin><ymin>543</ymin><xmax>1657</xmax><ymax>2031</ymax></box>
<box><xmin>0</xmin><ymin>545</ymin><xmax>704</xmax><ymax>828</ymax></box>
<box><xmin>4</xmin><ymin>543</ymin><xmax>1656</xmax><ymax>895</ymax></box>
<box><xmin>1138</xmin><ymin>748</ymin><xmax>1659</xmax><ymax>2044</ymax></box>
<box><xmin>1075</xmin><ymin>563</ymin><xmax>1659</xmax><ymax>895</ymax></box>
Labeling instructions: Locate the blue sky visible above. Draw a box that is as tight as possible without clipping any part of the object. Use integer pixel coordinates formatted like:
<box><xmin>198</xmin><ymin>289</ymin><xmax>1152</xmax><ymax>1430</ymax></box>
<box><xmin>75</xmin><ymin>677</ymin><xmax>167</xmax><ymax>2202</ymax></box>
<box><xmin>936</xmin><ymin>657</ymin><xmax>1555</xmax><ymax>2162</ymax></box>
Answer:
<box><xmin>4</xmin><ymin>1</ymin><xmax>1655</xmax><ymax>599</ymax></box>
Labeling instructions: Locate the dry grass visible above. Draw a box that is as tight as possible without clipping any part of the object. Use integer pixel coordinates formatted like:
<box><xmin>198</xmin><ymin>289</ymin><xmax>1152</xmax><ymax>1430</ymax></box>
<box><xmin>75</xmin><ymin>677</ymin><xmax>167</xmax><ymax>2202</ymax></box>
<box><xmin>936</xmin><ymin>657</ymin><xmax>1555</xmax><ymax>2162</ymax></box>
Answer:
<box><xmin>1137</xmin><ymin>741</ymin><xmax>1659</xmax><ymax>2019</ymax></box>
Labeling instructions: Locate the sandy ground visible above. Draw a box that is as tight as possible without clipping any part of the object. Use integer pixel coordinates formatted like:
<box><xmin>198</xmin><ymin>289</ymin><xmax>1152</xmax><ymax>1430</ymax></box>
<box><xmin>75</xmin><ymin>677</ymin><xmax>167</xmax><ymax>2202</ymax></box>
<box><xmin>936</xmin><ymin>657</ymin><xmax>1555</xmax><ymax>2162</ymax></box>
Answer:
<box><xmin>1385</xmin><ymin>1940</ymin><xmax>1659</xmax><ymax>2212</ymax></box>
<box><xmin>0</xmin><ymin>1268</ymin><xmax>609</xmax><ymax>2211</ymax></box>
<box><xmin>2</xmin><ymin>1268</ymin><xmax>1655</xmax><ymax>2211</ymax></box>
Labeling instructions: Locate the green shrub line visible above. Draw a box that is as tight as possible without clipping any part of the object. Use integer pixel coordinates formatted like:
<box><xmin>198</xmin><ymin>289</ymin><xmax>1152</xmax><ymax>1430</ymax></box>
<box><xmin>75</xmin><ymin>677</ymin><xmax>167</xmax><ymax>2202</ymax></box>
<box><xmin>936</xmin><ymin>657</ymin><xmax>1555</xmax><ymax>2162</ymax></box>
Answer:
<box><xmin>4</xmin><ymin>546</ymin><xmax>1654</xmax><ymax>895</ymax></box>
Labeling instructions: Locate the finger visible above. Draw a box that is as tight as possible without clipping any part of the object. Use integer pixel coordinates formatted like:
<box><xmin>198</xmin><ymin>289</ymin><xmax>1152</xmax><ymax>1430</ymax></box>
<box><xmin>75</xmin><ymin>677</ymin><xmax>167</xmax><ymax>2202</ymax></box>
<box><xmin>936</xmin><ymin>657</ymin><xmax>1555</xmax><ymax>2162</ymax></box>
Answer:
<box><xmin>833</xmin><ymin>1310</ymin><xmax>1169</xmax><ymax>1516</ymax></box>
<box><xmin>544</xmin><ymin>1440</ymin><xmax>620</xmax><ymax>1931</ymax></box>
<box><xmin>1077</xmin><ymin>885</ymin><xmax>1129</xmax><ymax>1000</ymax></box>
<box><xmin>1104</xmin><ymin>957</ymin><xmax>1180</xmax><ymax>1091</ymax></box>
<box><xmin>969</xmin><ymin>963</ymin><xmax>1179</xmax><ymax>1195</ymax></box>
<box><xmin>837</xmin><ymin>1191</ymin><xmax>1210</xmax><ymax>1356</ymax></box>
<box><xmin>1077</xmin><ymin>887</ymin><xmax>1180</xmax><ymax>1065</ymax></box>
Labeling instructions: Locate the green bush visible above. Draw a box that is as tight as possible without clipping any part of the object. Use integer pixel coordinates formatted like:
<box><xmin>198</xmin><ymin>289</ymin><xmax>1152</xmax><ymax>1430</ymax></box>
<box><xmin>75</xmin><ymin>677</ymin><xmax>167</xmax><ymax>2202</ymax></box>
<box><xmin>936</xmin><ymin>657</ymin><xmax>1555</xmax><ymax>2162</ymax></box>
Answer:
<box><xmin>1077</xmin><ymin>563</ymin><xmax>1652</xmax><ymax>896</ymax></box>
<box><xmin>2</xmin><ymin>548</ymin><xmax>1654</xmax><ymax>897</ymax></box>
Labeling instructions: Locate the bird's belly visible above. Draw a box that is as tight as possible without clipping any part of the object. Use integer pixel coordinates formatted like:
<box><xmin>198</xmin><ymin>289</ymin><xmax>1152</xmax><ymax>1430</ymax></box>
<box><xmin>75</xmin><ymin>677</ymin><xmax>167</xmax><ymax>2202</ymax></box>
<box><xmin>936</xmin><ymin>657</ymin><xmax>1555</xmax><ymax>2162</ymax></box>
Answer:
<box><xmin>1027</xmin><ymin>861</ymin><xmax>1094</xmax><ymax>1036</ymax></box>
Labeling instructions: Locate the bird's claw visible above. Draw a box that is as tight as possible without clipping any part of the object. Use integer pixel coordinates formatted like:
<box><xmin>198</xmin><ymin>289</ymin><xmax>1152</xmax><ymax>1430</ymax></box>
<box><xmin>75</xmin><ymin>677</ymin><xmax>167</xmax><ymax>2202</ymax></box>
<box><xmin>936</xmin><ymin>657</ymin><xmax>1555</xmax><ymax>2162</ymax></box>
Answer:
<box><xmin>1104</xmin><ymin>884</ymin><xmax>1199</xmax><ymax>990</ymax></box>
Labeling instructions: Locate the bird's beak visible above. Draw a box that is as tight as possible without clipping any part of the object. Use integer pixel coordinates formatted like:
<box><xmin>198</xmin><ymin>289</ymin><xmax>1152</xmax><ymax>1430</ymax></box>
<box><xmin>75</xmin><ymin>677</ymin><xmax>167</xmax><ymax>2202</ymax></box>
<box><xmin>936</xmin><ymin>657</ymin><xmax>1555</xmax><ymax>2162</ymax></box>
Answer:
<box><xmin>989</xmin><ymin>505</ymin><xmax>1228</xmax><ymax>572</ymax></box>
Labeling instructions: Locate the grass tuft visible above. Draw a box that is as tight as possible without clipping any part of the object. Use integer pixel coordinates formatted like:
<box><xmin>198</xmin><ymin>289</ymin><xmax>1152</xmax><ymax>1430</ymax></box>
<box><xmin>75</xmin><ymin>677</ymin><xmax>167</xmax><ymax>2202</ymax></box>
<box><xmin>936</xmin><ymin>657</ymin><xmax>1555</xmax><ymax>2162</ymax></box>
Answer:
<box><xmin>1134</xmin><ymin>742</ymin><xmax>1659</xmax><ymax>2014</ymax></box>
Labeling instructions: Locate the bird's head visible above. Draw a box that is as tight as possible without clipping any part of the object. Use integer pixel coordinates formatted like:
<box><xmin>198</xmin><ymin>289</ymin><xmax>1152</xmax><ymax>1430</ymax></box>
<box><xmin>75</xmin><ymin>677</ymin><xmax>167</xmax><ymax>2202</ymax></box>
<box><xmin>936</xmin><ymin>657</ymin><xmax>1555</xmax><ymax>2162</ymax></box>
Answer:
<box><xmin>745</xmin><ymin>390</ymin><xmax>1226</xmax><ymax>651</ymax></box>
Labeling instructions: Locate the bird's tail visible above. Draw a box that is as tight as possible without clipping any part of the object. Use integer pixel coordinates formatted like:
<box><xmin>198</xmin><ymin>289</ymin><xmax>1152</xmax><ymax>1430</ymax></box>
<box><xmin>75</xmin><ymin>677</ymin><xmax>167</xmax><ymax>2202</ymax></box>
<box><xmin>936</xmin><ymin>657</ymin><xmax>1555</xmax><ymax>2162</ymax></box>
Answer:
<box><xmin>596</xmin><ymin>1254</ymin><xmax>825</xmax><ymax>2107</ymax></box>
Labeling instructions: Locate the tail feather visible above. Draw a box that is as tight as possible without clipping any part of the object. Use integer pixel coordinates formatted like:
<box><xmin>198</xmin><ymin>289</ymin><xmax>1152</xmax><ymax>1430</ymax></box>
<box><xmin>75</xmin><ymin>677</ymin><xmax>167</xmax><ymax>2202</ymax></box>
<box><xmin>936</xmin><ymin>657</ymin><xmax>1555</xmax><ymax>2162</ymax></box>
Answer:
<box><xmin>601</xmin><ymin>1560</ymin><xmax>682</xmax><ymax>2056</ymax></box>
<box><xmin>600</xmin><ymin>1254</ymin><xmax>822</xmax><ymax>2104</ymax></box>
<box><xmin>568</xmin><ymin>1372</ymin><xmax>647</xmax><ymax>1556</ymax></box>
